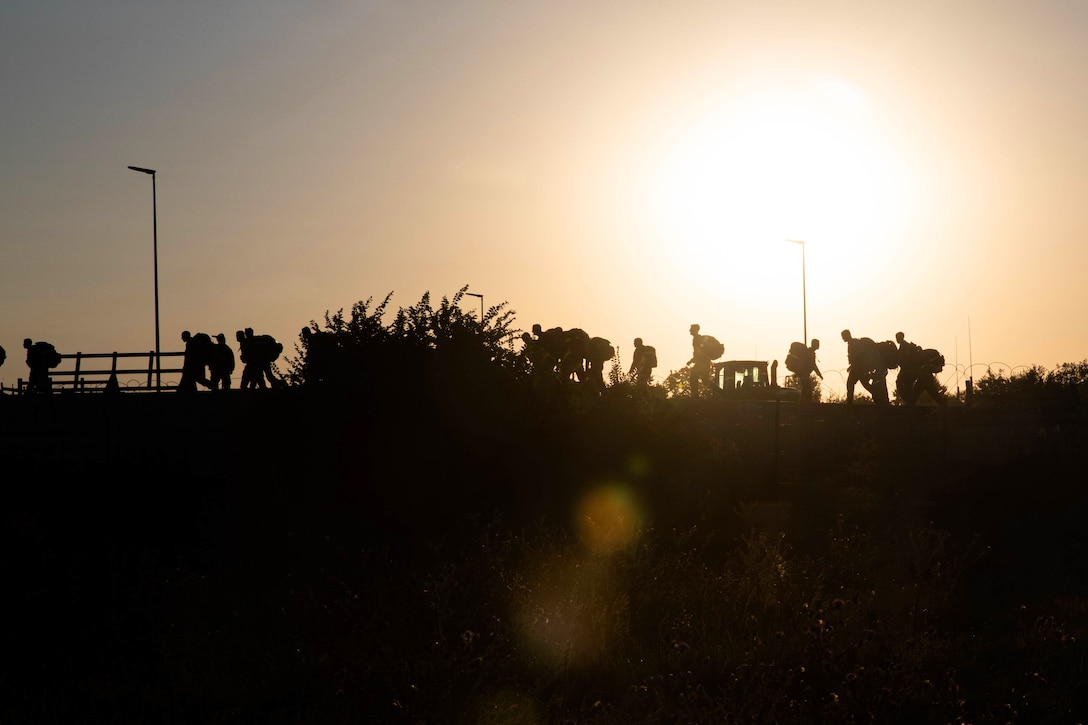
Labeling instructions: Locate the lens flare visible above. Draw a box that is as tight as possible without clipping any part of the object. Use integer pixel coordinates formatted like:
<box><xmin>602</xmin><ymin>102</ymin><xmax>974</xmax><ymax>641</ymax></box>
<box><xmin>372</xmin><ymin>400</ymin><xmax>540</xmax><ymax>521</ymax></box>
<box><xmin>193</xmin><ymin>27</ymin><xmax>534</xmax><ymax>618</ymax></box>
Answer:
<box><xmin>513</xmin><ymin>548</ymin><xmax>628</xmax><ymax>667</ymax></box>
<box><xmin>574</xmin><ymin>484</ymin><xmax>644</xmax><ymax>555</ymax></box>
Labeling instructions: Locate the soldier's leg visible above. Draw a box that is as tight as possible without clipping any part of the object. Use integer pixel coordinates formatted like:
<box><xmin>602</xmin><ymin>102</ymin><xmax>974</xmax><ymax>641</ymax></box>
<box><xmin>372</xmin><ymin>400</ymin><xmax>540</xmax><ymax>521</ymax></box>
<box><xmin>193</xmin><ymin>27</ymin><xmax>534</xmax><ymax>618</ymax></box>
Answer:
<box><xmin>872</xmin><ymin>372</ymin><xmax>890</xmax><ymax>404</ymax></box>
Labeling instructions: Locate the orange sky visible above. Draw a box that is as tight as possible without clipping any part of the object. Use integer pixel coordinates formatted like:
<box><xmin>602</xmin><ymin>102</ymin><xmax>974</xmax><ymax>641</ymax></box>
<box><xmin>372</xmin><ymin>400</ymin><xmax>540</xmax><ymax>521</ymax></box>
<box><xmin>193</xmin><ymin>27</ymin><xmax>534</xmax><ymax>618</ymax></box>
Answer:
<box><xmin>3</xmin><ymin>2</ymin><xmax>1087</xmax><ymax>394</ymax></box>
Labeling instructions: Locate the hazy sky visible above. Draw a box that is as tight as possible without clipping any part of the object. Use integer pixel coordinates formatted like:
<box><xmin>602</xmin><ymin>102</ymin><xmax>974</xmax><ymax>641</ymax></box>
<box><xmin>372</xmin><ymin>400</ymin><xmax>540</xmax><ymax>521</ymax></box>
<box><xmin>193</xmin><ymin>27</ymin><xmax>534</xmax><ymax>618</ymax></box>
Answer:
<box><xmin>3</xmin><ymin>1</ymin><xmax>1087</xmax><ymax>394</ymax></box>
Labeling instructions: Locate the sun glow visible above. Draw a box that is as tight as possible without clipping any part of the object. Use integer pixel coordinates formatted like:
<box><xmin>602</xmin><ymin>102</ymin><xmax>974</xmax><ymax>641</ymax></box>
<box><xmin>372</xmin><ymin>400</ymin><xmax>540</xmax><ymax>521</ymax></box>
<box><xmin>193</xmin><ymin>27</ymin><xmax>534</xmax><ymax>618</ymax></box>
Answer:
<box><xmin>644</xmin><ymin>76</ymin><xmax>918</xmax><ymax>306</ymax></box>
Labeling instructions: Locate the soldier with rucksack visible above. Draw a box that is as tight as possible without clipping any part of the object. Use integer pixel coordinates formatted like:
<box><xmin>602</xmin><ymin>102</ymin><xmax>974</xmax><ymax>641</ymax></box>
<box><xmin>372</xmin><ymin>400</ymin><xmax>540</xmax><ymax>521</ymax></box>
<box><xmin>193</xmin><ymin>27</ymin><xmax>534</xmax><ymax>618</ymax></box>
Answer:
<box><xmin>244</xmin><ymin>328</ymin><xmax>284</xmax><ymax>389</ymax></box>
<box><xmin>300</xmin><ymin>326</ymin><xmax>338</xmax><ymax>386</ymax></box>
<box><xmin>688</xmin><ymin>324</ymin><xmax>723</xmax><ymax>396</ymax></box>
<box><xmin>530</xmin><ymin>324</ymin><xmax>566</xmax><ymax>376</ymax></box>
<box><xmin>23</xmin><ymin>338</ymin><xmax>61</xmax><ymax>393</ymax></box>
<box><xmin>784</xmin><ymin>338</ymin><xmax>824</xmax><ymax>403</ymax></box>
<box><xmin>179</xmin><ymin>331</ymin><xmax>214</xmax><ymax>393</ymax></box>
<box><xmin>629</xmin><ymin>337</ymin><xmax>657</xmax><ymax>387</ymax></box>
<box><xmin>895</xmin><ymin>331</ymin><xmax>946</xmax><ymax>405</ymax></box>
<box><xmin>584</xmin><ymin>335</ymin><xmax>615</xmax><ymax>391</ymax></box>
<box><xmin>841</xmin><ymin>329</ymin><xmax>895</xmax><ymax>404</ymax></box>
<box><xmin>209</xmin><ymin>333</ymin><xmax>236</xmax><ymax>390</ymax></box>
<box><xmin>559</xmin><ymin>328</ymin><xmax>590</xmax><ymax>383</ymax></box>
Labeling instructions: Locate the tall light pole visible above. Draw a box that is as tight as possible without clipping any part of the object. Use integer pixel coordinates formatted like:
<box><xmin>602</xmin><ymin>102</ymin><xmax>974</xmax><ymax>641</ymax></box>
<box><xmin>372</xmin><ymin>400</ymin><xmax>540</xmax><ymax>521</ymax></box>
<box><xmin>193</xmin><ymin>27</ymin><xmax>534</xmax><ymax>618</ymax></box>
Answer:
<box><xmin>466</xmin><ymin>292</ymin><xmax>484</xmax><ymax>324</ymax></box>
<box><xmin>128</xmin><ymin>165</ymin><xmax>161</xmax><ymax>390</ymax></box>
<box><xmin>786</xmin><ymin>239</ymin><xmax>806</xmax><ymax>343</ymax></box>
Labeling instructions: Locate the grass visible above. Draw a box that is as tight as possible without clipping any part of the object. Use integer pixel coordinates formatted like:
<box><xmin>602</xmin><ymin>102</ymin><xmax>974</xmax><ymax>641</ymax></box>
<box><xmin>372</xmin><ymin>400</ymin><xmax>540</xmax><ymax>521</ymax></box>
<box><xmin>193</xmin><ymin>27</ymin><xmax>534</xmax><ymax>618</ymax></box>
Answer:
<box><xmin>1</xmin><ymin>388</ymin><xmax>1087</xmax><ymax>722</ymax></box>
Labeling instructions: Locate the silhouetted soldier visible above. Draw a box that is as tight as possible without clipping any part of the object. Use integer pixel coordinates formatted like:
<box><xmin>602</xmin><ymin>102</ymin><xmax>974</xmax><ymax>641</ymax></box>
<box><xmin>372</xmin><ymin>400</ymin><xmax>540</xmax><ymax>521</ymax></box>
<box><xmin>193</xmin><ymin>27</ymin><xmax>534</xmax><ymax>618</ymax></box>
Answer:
<box><xmin>242</xmin><ymin>328</ymin><xmax>284</xmax><ymax>389</ymax></box>
<box><xmin>559</xmin><ymin>328</ymin><xmax>590</xmax><ymax>383</ymax></box>
<box><xmin>688</xmin><ymin>324</ymin><xmax>722</xmax><ymax>396</ymax></box>
<box><xmin>520</xmin><ymin>332</ymin><xmax>547</xmax><ymax>378</ymax></box>
<box><xmin>585</xmin><ymin>335</ymin><xmax>614</xmax><ymax>391</ymax></box>
<box><xmin>236</xmin><ymin>330</ymin><xmax>259</xmax><ymax>389</ymax></box>
<box><xmin>531</xmin><ymin>324</ymin><xmax>566</xmax><ymax>376</ymax></box>
<box><xmin>895</xmin><ymin>331</ymin><xmax>946</xmax><ymax>405</ymax></box>
<box><xmin>785</xmin><ymin>339</ymin><xmax>824</xmax><ymax>403</ymax></box>
<box><xmin>300</xmin><ymin>326</ymin><xmax>337</xmax><ymax>386</ymax></box>
<box><xmin>841</xmin><ymin>329</ymin><xmax>892</xmax><ymax>404</ymax></box>
<box><xmin>179</xmin><ymin>331</ymin><xmax>213</xmax><ymax>393</ymax></box>
<box><xmin>629</xmin><ymin>338</ymin><xmax>657</xmax><ymax>386</ymax></box>
<box><xmin>23</xmin><ymin>338</ymin><xmax>60</xmax><ymax>393</ymax></box>
<box><xmin>209</xmin><ymin>333</ymin><xmax>236</xmax><ymax>390</ymax></box>
<box><xmin>770</xmin><ymin>359</ymin><xmax>779</xmax><ymax>387</ymax></box>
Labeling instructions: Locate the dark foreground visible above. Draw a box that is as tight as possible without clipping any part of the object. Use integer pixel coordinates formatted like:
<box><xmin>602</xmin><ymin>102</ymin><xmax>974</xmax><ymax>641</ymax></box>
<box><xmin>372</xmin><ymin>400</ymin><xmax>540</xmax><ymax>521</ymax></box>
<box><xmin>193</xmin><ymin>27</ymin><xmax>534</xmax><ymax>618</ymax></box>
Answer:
<box><xmin>2</xmin><ymin>386</ymin><xmax>1087</xmax><ymax>722</ymax></box>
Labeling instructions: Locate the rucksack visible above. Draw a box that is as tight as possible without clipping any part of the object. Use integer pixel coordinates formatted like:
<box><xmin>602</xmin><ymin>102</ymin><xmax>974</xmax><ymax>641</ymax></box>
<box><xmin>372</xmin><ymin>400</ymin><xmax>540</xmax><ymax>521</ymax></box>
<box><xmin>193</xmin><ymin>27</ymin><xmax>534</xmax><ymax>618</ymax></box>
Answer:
<box><xmin>256</xmin><ymin>335</ymin><xmax>283</xmax><ymax>362</ymax></box>
<box><xmin>920</xmin><ymin>349</ymin><xmax>945</xmax><ymax>374</ymax></box>
<box><xmin>589</xmin><ymin>336</ymin><xmax>614</xmax><ymax>362</ymax></box>
<box><xmin>784</xmin><ymin>342</ymin><xmax>807</xmax><ymax>374</ymax></box>
<box><xmin>192</xmin><ymin>332</ymin><xmax>214</xmax><ymax>356</ymax></box>
<box><xmin>849</xmin><ymin>337</ymin><xmax>883</xmax><ymax>372</ymax></box>
<box><xmin>32</xmin><ymin>342</ymin><xmax>62</xmax><ymax>369</ymax></box>
<box><xmin>701</xmin><ymin>335</ymin><xmax>724</xmax><ymax>360</ymax></box>
<box><xmin>877</xmin><ymin>340</ymin><xmax>899</xmax><ymax>370</ymax></box>
<box><xmin>643</xmin><ymin>345</ymin><xmax>657</xmax><ymax>368</ymax></box>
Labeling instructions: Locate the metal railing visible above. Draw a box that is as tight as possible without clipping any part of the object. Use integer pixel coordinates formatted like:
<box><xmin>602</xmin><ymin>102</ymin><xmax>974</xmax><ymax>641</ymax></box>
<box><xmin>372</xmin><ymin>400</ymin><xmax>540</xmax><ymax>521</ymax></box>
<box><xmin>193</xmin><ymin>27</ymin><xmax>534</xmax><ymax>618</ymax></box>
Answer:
<box><xmin>15</xmin><ymin>350</ymin><xmax>186</xmax><ymax>393</ymax></box>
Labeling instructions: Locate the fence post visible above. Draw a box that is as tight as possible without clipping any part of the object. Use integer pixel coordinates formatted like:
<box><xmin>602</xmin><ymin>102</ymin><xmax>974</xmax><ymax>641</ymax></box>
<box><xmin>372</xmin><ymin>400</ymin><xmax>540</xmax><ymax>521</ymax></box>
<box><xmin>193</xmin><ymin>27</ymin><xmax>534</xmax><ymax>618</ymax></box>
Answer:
<box><xmin>75</xmin><ymin>352</ymin><xmax>83</xmax><ymax>392</ymax></box>
<box><xmin>147</xmin><ymin>351</ymin><xmax>154</xmax><ymax>389</ymax></box>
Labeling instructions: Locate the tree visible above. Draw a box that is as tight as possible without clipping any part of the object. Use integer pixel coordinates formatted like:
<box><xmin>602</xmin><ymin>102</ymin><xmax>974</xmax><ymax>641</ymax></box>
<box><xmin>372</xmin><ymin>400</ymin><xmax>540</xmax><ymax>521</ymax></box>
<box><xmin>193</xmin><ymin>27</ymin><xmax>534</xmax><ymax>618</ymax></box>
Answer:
<box><xmin>783</xmin><ymin>372</ymin><xmax>823</xmax><ymax>403</ymax></box>
<box><xmin>661</xmin><ymin>364</ymin><xmax>720</xmax><ymax>399</ymax></box>
<box><xmin>973</xmin><ymin>362</ymin><xmax>1087</xmax><ymax>406</ymax></box>
<box><xmin>974</xmin><ymin>366</ymin><xmax>1046</xmax><ymax>402</ymax></box>
<box><xmin>287</xmin><ymin>286</ymin><xmax>521</xmax><ymax>390</ymax></box>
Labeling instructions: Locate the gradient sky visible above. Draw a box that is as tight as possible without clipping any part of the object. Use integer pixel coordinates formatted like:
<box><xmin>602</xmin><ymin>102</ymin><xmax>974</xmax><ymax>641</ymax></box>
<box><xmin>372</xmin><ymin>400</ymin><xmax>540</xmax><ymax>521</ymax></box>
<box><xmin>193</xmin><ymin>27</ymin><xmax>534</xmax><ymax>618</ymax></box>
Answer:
<box><xmin>3</xmin><ymin>1</ymin><xmax>1087</xmax><ymax>395</ymax></box>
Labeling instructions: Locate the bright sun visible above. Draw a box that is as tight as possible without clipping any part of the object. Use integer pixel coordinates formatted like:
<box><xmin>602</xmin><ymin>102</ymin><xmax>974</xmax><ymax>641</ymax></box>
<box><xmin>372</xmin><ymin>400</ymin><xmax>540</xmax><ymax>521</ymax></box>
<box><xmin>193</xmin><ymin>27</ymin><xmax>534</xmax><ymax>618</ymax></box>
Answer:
<box><xmin>644</xmin><ymin>75</ymin><xmax>918</xmax><ymax>308</ymax></box>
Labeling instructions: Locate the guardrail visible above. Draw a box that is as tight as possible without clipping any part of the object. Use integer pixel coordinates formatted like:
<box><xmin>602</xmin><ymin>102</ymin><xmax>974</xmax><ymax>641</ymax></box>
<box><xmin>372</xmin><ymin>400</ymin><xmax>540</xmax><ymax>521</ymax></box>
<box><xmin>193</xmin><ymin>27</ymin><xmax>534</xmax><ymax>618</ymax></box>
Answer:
<box><xmin>15</xmin><ymin>351</ymin><xmax>186</xmax><ymax>393</ymax></box>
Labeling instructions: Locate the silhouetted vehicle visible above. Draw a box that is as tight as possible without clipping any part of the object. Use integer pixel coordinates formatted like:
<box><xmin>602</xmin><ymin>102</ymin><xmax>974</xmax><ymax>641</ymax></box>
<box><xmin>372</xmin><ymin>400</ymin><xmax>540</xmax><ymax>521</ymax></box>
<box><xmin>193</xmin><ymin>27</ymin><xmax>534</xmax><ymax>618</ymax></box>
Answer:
<box><xmin>714</xmin><ymin>360</ymin><xmax>800</xmax><ymax>401</ymax></box>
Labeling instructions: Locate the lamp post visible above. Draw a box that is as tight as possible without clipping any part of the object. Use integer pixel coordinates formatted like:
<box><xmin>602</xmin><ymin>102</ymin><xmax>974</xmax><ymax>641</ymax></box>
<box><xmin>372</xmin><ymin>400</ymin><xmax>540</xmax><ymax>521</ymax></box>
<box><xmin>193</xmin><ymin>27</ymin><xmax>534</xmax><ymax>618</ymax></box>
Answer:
<box><xmin>786</xmin><ymin>239</ymin><xmax>806</xmax><ymax>343</ymax></box>
<box><xmin>466</xmin><ymin>292</ymin><xmax>484</xmax><ymax>323</ymax></box>
<box><xmin>128</xmin><ymin>165</ymin><xmax>161</xmax><ymax>390</ymax></box>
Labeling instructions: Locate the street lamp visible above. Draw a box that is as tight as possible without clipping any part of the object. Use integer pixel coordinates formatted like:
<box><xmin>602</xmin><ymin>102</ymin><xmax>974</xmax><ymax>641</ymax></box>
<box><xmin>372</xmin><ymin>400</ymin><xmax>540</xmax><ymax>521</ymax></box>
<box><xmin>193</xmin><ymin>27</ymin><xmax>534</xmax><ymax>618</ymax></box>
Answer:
<box><xmin>786</xmin><ymin>239</ymin><xmax>806</xmax><ymax>343</ymax></box>
<box><xmin>466</xmin><ymin>292</ymin><xmax>484</xmax><ymax>323</ymax></box>
<box><xmin>128</xmin><ymin>165</ymin><xmax>161</xmax><ymax>390</ymax></box>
